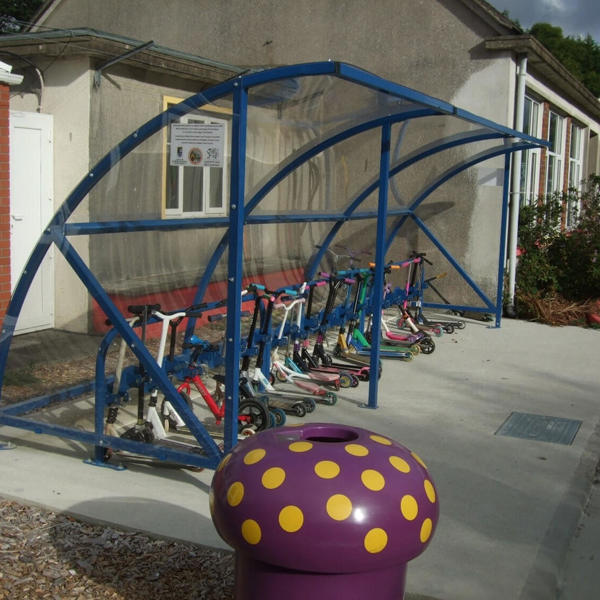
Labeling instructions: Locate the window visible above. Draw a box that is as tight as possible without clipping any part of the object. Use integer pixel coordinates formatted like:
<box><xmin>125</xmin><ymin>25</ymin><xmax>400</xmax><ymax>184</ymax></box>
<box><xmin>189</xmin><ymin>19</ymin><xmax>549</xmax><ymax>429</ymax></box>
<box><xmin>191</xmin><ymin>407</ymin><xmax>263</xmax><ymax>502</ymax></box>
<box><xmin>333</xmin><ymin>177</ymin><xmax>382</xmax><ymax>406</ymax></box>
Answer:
<box><xmin>545</xmin><ymin>110</ymin><xmax>565</xmax><ymax>195</ymax></box>
<box><xmin>519</xmin><ymin>96</ymin><xmax>542</xmax><ymax>205</ymax></box>
<box><xmin>567</xmin><ymin>123</ymin><xmax>584</xmax><ymax>227</ymax></box>
<box><xmin>163</xmin><ymin>97</ymin><xmax>231</xmax><ymax>218</ymax></box>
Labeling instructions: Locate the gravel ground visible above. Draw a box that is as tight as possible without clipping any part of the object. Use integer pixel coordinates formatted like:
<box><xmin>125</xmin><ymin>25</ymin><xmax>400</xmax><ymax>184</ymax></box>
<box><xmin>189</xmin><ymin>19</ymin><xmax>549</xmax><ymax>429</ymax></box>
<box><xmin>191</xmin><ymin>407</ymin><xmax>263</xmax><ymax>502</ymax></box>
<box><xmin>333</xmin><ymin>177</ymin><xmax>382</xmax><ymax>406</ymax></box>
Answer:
<box><xmin>0</xmin><ymin>499</ymin><xmax>235</xmax><ymax>600</ymax></box>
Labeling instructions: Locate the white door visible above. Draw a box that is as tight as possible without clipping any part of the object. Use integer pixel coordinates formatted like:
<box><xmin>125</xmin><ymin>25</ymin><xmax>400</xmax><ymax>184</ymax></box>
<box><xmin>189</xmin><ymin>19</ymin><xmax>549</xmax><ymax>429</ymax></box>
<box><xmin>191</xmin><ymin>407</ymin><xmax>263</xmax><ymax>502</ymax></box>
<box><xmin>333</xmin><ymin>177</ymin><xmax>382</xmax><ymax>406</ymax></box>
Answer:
<box><xmin>10</xmin><ymin>111</ymin><xmax>54</xmax><ymax>334</ymax></box>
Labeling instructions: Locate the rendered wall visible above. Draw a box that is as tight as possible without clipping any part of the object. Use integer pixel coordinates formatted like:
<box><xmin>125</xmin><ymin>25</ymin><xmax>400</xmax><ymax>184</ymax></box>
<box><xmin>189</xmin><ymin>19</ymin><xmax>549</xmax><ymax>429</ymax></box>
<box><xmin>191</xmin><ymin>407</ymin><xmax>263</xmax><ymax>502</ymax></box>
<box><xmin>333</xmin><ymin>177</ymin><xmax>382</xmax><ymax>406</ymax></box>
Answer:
<box><xmin>37</xmin><ymin>0</ymin><xmax>517</xmax><ymax>306</ymax></box>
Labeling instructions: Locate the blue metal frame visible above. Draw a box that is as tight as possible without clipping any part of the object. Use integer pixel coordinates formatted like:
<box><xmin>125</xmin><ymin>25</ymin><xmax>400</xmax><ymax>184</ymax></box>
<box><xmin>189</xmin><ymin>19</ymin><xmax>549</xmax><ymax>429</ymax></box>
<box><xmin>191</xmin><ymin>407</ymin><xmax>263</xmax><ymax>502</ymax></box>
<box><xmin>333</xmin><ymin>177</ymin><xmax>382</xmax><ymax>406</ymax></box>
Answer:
<box><xmin>0</xmin><ymin>61</ymin><xmax>549</xmax><ymax>467</ymax></box>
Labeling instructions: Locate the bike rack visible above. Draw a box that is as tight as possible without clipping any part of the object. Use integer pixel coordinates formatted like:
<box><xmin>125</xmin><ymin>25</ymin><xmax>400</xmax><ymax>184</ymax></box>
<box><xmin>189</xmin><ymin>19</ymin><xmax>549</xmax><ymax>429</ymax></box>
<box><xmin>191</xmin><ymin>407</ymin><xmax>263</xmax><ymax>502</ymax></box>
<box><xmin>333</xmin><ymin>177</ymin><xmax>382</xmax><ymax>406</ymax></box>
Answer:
<box><xmin>0</xmin><ymin>61</ymin><xmax>548</xmax><ymax>468</ymax></box>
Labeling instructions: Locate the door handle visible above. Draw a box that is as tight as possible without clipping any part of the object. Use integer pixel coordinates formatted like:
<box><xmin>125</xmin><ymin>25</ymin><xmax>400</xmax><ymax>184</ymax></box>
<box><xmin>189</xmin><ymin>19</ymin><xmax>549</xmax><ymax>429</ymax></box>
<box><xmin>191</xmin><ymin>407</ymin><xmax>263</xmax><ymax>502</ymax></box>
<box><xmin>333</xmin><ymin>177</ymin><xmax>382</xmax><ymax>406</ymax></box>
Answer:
<box><xmin>11</xmin><ymin>214</ymin><xmax>24</xmax><ymax>221</ymax></box>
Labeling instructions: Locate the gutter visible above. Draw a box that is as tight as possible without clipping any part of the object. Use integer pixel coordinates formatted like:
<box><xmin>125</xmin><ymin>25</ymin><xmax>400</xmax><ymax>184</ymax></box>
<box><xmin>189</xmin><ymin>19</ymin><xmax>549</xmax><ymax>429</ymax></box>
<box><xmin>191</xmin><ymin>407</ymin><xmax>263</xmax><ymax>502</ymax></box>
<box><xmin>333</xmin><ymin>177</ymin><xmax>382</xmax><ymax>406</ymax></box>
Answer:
<box><xmin>0</xmin><ymin>71</ymin><xmax>24</xmax><ymax>85</ymax></box>
<box><xmin>506</xmin><ymin>54</ymin><xmax>528</xmax><ymax>317</ymax></box>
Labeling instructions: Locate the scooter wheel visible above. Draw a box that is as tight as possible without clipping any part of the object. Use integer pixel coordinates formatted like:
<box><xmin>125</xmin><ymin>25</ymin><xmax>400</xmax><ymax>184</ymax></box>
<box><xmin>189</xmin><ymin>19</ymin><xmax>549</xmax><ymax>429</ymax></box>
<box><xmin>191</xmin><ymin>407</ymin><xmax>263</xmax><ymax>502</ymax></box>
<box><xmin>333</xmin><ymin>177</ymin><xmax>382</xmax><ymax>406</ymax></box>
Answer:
<box><xmin>419</xmin><ymin>337</ymin><xmax>435</xmax><ymax>355</ymax></box>
<box><xmin>443</xmin><ymin>324</ymin><xmax>455</xmax><ymax>334</ymax></box>
<box><xmin>275</xmin><ymin>369</ymin><xmax>288</xmax><ymax>383</ymax></box>
<box><xmin>323</xmin><ymin>392</ymin><xmax>337</xmax><ymax>406</ymax></box>
<box><xmin>338</xmin><ymin>373</ymin><xmax>354</xmax><ymax>388</ymax></box>
<box><xmin>303</xmin><ymin>398</ymin><xmax>316</xmax><ymax>413</ymax></box>
<box><xmin>292</xmin><ymin>402</ymin><xmax>307</xmax><ymax>418</ymax></box>
<box><xmin>322</xmin><ymin>354</ymin><xmax>333</xmax><ymax>367</ymax></box>
<box><xmin>269</xmin><ymin>407</ymin><xmax>286</xmax><ymax>427</ymax></box>
<box><xmin>350</xmin><ymin>373</ymin><xmax>360</xmax><ymax>387</ymax></box>
<box><xmin>456</xmin><ymin>321</ymin><xmax>466</xmax><ymax>329</ymax></box>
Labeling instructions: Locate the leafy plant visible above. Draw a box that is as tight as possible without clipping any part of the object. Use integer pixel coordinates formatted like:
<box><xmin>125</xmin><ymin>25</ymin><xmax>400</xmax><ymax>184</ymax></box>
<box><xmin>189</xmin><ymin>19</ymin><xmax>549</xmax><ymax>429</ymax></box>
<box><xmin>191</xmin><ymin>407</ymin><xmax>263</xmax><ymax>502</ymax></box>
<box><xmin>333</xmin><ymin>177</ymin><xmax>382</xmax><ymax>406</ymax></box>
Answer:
<box><xmin>515</xmin><ymin>176</ymin><xmax>600</xmax><ymax>320</ymax></box>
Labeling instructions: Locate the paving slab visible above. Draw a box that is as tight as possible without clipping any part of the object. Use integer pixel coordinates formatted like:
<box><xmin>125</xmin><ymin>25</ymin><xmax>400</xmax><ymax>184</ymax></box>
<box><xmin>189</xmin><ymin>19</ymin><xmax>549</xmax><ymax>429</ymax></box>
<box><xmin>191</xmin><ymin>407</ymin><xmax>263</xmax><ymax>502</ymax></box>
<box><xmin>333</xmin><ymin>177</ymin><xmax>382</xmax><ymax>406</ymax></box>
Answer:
<box><xmin>0</xmin><ymin>317</ymin><xmax>598</xmax><ymax>600</ymax></box>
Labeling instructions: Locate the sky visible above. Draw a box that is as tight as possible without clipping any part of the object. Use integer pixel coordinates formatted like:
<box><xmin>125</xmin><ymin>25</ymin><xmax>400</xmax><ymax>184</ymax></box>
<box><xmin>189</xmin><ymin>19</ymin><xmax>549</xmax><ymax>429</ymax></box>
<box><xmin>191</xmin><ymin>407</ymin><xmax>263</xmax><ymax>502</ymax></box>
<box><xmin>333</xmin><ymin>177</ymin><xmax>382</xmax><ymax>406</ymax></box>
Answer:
<box><xmin>490</xmin><ymin>0</ymin><xmax>600</xmax><ymax>42</ymax></box>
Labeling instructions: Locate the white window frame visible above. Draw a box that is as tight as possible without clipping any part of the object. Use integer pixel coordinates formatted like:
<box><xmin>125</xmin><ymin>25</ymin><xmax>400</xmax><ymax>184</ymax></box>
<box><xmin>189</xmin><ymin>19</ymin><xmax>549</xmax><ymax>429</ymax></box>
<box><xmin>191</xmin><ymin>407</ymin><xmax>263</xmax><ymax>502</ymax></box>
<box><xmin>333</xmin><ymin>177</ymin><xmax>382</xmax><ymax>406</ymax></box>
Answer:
<box><xmin>519</xmin><ymin>96</ymin><xmax>542</xmax><ymax>205</ymax></box>
<box><xmin>566</xmin><ymin>123</ymin><xmax>585</xmax><ymax>227</ymax></box>
<box><xmin>162</xmin><ymin>97</ymin><xmax>230</xmax><ymax>219</ymax></box>
<box><xmin>545</xmin><ymin>110</ymin><xmax>565</xmax><ymax>195</ymax></box>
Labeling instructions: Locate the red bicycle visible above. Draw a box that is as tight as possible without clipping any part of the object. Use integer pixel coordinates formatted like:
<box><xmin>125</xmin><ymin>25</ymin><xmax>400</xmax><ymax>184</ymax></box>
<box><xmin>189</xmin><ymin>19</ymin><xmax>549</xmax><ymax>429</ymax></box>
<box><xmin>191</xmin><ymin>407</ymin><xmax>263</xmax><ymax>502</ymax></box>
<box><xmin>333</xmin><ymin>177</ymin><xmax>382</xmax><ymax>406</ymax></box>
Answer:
<box><xmin>176</xmin><ymin>334</ymin><xmax>270</xmax><ymax>435</ymax></box>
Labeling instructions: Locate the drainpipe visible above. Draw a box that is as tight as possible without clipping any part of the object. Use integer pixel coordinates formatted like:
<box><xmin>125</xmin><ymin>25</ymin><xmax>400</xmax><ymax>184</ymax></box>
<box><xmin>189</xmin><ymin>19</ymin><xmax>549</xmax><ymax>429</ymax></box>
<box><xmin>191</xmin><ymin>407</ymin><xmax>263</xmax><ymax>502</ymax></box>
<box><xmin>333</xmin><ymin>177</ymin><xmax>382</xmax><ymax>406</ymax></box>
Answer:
<box><xmin>506</xmin><ymin>54</ymin><xmax>527</xmax><ymax>317</ymax></box>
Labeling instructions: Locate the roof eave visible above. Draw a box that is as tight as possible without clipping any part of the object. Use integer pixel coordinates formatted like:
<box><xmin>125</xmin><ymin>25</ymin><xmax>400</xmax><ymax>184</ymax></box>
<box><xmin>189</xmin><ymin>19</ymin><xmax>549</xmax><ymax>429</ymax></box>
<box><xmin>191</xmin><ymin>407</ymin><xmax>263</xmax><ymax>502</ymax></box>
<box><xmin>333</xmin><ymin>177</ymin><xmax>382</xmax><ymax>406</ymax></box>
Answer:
<box><xmin>0</xmin><ymin>29</ymin><xmax>243</xmax><ymax>85</ymax></box>
<box><xmin>485</xmin><ymin>35</ymin><xmax>600</xmax><ymax>123</ymax></box>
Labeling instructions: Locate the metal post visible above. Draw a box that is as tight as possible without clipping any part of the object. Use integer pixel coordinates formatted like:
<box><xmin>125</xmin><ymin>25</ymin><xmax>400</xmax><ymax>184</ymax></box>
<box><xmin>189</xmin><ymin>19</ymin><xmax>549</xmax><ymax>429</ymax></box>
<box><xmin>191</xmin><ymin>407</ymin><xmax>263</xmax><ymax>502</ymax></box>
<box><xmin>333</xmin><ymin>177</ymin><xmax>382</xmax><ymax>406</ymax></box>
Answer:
<box><xmin>495</xmin><ymin>154</ymin><xmax>513</xmax><ymax>327</ymax></box>
<box><xmin>223</xmin><ymin>80</ymin><xmax>248</xmax><ymax>451</ymax></box>
<box><xmin>367</xmin><ymin>120</ymin><xmax>392</xmax><ymax>409</ymax></box>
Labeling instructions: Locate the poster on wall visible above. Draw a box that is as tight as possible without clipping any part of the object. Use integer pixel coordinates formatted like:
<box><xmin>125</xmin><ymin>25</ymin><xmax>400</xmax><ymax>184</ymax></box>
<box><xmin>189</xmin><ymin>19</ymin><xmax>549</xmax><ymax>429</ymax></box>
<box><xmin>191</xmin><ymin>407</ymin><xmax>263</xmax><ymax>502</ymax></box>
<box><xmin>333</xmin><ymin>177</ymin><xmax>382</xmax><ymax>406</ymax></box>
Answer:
<box><xmin>169</xmin><ymin>122</ymin><xmax>225</xmax><ymax>168</ymax></box>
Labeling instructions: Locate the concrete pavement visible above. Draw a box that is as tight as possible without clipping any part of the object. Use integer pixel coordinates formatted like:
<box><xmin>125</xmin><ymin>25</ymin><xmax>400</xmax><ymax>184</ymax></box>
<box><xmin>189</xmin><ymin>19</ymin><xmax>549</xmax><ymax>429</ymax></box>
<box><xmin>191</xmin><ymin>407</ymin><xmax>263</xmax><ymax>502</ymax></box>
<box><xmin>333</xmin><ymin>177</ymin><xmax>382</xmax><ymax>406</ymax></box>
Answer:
<box><xmin>0</xmin><ymin>316</ymin><xmax>598</xmax><ymax>599</ymax></box>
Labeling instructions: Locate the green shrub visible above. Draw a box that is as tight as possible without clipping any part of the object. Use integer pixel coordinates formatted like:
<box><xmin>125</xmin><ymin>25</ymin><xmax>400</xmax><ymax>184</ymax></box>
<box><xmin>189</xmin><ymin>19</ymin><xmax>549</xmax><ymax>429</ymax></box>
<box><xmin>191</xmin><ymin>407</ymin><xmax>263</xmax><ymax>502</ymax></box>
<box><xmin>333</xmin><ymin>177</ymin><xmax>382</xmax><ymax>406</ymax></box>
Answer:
<box><xmin>516</xmin><ymin>175</ymin><xmax>600</xmax><ymax>316</ymax></box>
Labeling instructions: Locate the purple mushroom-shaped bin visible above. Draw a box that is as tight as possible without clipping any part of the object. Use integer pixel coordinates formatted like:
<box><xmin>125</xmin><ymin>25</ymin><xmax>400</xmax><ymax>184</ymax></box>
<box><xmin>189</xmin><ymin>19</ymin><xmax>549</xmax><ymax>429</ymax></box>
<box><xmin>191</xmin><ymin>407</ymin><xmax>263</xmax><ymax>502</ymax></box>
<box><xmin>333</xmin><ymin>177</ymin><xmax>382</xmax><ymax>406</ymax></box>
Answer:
<box><xmin>210</xmin><ymin>423</ymin><xmax>439</xmax><ymax>599</ymax></box>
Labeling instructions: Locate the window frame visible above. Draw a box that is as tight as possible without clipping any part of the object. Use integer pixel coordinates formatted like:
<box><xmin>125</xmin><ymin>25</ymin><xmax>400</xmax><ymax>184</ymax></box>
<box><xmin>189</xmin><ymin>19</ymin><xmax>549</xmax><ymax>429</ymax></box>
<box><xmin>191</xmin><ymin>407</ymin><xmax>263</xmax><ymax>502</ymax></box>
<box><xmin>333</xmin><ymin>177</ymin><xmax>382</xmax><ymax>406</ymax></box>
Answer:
<box><xmin>545</xmin><ymin>109</ymin><xmax>566</xmax><ymax>195</ymax></box>
<box><xmin>162</xmin><ymin>96</ymin><xmax>231</xmax><ymax>219</ymax></box>
<box><xmin>566</xmin><ymin>122</ymin><xmax>585</xmax><ymax>227</ymax></box>
<box><xmin>519</xmin><ymin>95</ymin><xmax>542</xmax><ymax>206</ymax></box>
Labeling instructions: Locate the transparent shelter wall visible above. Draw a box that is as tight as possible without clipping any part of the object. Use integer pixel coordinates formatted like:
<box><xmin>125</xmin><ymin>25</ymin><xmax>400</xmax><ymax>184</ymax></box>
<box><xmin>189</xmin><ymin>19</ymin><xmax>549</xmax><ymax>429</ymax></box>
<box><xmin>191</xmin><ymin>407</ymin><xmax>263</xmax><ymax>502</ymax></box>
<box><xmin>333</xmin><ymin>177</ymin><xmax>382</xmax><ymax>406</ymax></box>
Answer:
<box><xmin>386</xmin><ymin>131</ymin><xmax>508</xmax><ymax>308</ymax></box>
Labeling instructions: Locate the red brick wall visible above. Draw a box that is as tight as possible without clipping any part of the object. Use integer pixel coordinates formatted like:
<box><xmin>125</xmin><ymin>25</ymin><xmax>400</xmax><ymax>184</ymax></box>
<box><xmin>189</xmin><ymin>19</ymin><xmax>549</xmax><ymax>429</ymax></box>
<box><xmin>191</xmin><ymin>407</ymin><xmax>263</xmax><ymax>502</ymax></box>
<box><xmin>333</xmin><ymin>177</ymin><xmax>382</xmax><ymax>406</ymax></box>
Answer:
<box><xmin>0</xmin><ymin>84</ymin><xmax>10</xmax><ymax>329</ymax></box>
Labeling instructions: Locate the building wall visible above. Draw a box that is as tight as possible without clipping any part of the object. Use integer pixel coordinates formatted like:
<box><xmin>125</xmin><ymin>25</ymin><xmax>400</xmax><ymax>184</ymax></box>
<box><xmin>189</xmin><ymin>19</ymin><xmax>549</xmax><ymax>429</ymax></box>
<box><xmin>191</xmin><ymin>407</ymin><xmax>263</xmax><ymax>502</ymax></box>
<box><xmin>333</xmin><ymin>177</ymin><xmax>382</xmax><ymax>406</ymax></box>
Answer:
<box><xmin>37</xmin><ymin>0</ymin><xmax>520</xmax><ymax>304</ymax></box>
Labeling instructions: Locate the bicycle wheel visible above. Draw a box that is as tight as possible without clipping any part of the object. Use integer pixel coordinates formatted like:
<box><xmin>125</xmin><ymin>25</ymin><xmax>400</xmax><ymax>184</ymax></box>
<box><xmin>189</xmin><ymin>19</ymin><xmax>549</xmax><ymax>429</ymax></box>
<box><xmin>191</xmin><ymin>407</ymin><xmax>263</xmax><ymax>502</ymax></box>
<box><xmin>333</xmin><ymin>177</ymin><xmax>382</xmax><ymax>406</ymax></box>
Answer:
<box><xmin>238</xmin><ymin>399</ymin><xmax>270</xmax><ymax>432</ymax></box>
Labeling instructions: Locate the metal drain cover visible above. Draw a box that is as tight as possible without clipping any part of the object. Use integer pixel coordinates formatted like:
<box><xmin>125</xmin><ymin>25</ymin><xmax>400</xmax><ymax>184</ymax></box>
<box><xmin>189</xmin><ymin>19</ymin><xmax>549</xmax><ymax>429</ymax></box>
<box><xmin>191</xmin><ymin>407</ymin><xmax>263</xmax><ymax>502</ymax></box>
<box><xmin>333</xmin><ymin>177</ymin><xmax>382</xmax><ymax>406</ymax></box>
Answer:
<box><xmin>495</xmin><ymin>412</ymin><xmax>582</xmax><ymax>445</ymax></box>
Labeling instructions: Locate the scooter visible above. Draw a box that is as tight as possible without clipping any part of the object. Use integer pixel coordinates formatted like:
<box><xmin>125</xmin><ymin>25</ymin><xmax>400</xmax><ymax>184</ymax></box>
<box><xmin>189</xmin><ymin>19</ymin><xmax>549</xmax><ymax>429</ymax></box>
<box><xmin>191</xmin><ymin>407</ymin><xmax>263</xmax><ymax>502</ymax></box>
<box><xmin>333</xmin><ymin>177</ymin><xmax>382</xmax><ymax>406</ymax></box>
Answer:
<box><xmin>241</xmin><ymin>285</ymin><xmax>322</xmax><ymax>414</ymax></box>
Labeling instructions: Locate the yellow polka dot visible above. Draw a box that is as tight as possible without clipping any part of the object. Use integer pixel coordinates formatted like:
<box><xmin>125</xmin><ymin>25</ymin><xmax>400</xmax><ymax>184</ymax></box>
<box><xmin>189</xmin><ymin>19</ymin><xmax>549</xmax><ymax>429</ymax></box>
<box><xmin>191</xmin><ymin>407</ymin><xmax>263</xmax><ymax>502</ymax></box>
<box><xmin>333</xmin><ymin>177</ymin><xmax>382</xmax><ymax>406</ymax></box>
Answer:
<box><xmin>289</xmin><ymin>441</ymin><xmax>313</xmax><ymax>453</ymax></box>
<box><xmin>389</xmin><ymin>455</ymin><xmax>411</xmax><ymax>473</ymax></box>
<box><xmin>369</xmin><ymin>434</ymin><xmax>392</xmax><ymax>446</ymax></box>
<box><xmin>420</xmin><ymin>518</ymin><xmax>433</xmax><ymax>543</ymax></box>
<box><xmin>401</xmin><ymin>495</ymin><xmax>419</xmax><ymax>521</ymax></box>
<box><xmin>345</xmin><ymin>443</ymin><xmax>369</xmax><ymax>457</ymax></box>
<box><xmin>241</xmin><ymin>519</ymin><xmax>261</xmax><ymax>545</ymax></box>
<box><xmin>279</xmin><ymin>505</ymin><xmax>304</xmax><ymax>533</ymax></box>
<box><xmin>262</xmin><ymin>467</ymin><xmax>286</xmax><ymax>489</ymax></box>
<box><xmin>364</xmin><ymin>528</ymin><xmax>388</xmax><ymax>553</ymax></box>
<box><xmin>244</xmin><ymin>448</ymin><xmax>266</xmax><ymax>465</ymax></box>
<box><xmin>411</xmin><ymin>451</ymin><xmax>427</xmax><ymax>469</ymax></box>
<box><xmin>226</xmin><ymin>481</ymin><xmax>244</xmax><ymax>507</ymax></box>
<box><xmin>424</xmin><ymin>479</ymin><xmax>436</xmax><ymax>503</ymax></box>
<box><xmin>326</xmin><ymin>494</ymin><xmax>353</xmax><ymax>521</ymax></box>
<box><xmin>361</xmin><ymin>469</ymin><xmax>386</xmax><ymax>491</ymax></box>
<box><xmin>314</xmin><ymin>460</ymin><xmax>340</xmax><ymax>479</ymax></box>
<box><xmin>217</xmin><ymin>453</ymin><xmax>232</xmax><ymax>471</ymax></box>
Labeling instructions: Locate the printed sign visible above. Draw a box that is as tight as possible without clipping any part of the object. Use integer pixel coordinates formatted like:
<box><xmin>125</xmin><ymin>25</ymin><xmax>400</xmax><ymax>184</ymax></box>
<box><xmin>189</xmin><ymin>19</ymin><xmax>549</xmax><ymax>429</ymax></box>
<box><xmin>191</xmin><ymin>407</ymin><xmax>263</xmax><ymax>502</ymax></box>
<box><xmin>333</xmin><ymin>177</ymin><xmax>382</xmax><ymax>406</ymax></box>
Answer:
<box><xmin>169</xmin><ymin>122</ymin><xmax>225</xmax><ymax>168</ymax></box>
